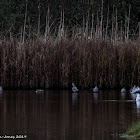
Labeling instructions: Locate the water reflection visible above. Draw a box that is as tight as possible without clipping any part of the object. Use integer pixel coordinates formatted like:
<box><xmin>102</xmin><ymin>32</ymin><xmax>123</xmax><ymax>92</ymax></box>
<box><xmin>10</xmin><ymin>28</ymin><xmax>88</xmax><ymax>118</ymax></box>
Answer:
<box><xmin>131</xmin><ymin>93</ymin><xmax>136</xmax><ymax>100</ymax></box>
<box><xmin>72</xmin><ymin>93</ymin><xmax>78</xmax><ymax>105</ymax></box>
<box><xmin>136</xmin><ymin>101</ymin><xmax>140</xmax><ymax>115</ymax></box>
<box><xmin>0</xmin><ymin>90</ymin><xmax>138</xmax><ymax>140</ymax></box>
<box><xmin>136</xmin><ymin>101</ymin><xmax>140</xmax><ymax>108</ymax></box>
<box><xmin>93</xmin><ymin>93</ymin><xmax>98</xmax><ymax>101</ymax></box>
<box><xmin>121</xmin><ymin>92</ymin><xmax>126</xmax><ymax>100</ymax></box>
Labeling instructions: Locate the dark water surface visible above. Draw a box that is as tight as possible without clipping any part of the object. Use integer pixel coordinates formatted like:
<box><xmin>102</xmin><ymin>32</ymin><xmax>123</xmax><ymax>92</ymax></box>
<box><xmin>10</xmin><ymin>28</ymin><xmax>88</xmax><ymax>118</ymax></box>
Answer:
<box><xmin>0</xmin><ymin>90</ymin><xmax>139</xmax><ymax>140</ymax></box>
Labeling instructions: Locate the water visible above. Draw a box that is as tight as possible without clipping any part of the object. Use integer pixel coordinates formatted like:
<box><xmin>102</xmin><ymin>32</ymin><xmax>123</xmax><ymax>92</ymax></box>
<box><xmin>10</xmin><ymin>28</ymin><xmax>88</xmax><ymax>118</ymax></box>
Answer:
<box><xmin>0</xmin><ymin>90</ymin><xmax>139</xmax><ymax>140</ymax></box>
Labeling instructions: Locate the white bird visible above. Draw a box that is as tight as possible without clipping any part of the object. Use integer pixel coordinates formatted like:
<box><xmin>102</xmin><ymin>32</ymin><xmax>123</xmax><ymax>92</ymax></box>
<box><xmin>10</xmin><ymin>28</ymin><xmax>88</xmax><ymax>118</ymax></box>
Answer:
<box><xmin>121</xmin><ymin>87</ymin><xmax>126</xmax><ymax>93</ymax></box>
<box><xmin>36</xmin><ymin>89</ymin><xmax>44</xmax><ymax>93</ymax></box>
<box><xmin>72</xmin><ymin>83</ymin><xmax>78</xmax><ymax>92</ymax></box>
<box><xmin>93</xmin><ymin>86</ymin><xmax>99</xmax><ymax>93</ymax></box>
<box><xmin>130</xmin><ymin>85</ymin><xmax>136</xmax><ymax>93</ymax></box>
<box><xmin>136</xmin><ymin>94</ymin><xmax>140</xmax><ymax>101</ymax></box>
<box><xmin>130</xmin><ymin>85</ymin><xmax>140</xmax><ymax>94</ymax></box>
<box><xmin>0</xmin><ymin>86</ymin><xmax>3</xmax><ymax>93</ymax></box>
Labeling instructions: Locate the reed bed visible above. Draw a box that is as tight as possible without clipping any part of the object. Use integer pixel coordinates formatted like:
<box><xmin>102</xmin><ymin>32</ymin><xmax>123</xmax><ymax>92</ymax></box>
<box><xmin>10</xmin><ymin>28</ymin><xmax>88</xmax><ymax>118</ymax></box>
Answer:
<box><xmin>0</xmin><ymin>36</ymin><xmax>140</xmax><ymax>89</ymax></box>
<box><xmin>0</xmin><ymin>6</ymin><xmax>140</xmax><ymax>89</ymax></box>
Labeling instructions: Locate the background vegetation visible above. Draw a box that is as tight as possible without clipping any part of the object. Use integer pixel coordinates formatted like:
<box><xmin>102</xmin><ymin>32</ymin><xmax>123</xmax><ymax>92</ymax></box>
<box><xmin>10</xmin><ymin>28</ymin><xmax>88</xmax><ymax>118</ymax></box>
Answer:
<box><xmin>0</xmin><ymin>0</ymin><xmax>140</xmax><ymax>89</ymax></box>
<box><xmin>1</xmin><ymin>0</ymin><xmax>140</xmax><ymax>38</ymax></box>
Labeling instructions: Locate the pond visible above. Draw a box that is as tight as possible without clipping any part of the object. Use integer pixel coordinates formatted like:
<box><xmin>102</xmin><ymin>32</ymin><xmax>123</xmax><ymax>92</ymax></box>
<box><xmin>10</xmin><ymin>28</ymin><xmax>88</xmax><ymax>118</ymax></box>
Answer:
<box><xmin>0</xmin><ymin>90</ymin><xmax>139</xmax><ymax>140</ymax></box>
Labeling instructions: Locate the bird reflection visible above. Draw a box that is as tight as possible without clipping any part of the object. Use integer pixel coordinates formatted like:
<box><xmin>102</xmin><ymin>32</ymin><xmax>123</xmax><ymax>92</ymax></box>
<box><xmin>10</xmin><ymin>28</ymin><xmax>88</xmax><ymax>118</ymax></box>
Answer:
<box><xmin>136</xmin><ymin>100</ymin><xmax>140</xmax><ymax>115</ymax></box>
<box><xmin>121</xmin><ymin>92</ymin><xmax>126</xmax><ymax>100</ymax></box>
<box><xmin>135</xmin><ymin>93</ymin><xmax>140</xmax><ymax>115</ymax></box>
<box><xmin>131</xmin><ymin>93</ymin><xmax>136</xmax><ymax>100</ymax></box>
<box><xmin>72</xmin><ymin>92</ymin><xmax>78</xmax><ymax>105</ymax></box>
<box><xmin>136</xmin><ymin>101</ymin><xmax>140</xmax><ymax>108</ymax></box>
<box><xmin>93</xmin><ymin>93</ymin><xmax>98</xmax><ymax>101</ymax></box>
<box><xmin>136</xmin><ymin>93</ymin><xmax>140</xmax><ymax>101</ymax></box>
<box><xmin>0</xmin><ymin>86</ymin><xmax>3</xmax><ymax>94</ymax></box>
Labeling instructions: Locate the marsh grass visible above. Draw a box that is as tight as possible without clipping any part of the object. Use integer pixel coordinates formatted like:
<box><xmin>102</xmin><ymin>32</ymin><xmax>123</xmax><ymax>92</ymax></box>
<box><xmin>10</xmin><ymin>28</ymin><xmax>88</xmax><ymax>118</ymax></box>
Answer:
<box><xmin>0</xmin><ymin>36</ymin><xmax>140</xmax><ymax>89</ymax></box>
<box><xmin>0</xmin><ymin>7</ymin><xmax>140</xmax><ymax>89</ymax></box>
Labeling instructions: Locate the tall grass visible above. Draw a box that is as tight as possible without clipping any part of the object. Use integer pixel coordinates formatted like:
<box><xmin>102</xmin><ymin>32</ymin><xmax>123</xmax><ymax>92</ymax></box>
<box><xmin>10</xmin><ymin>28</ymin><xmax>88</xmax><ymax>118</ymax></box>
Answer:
<box><xmin>0</xmin><ymin>37</ymin><xmax>140</xmax><ymax>89</ymax></box>
<box><xmin>0</xmin><ymin>7</ymin><xmax>140</xmax><ymax>89</ymax></box>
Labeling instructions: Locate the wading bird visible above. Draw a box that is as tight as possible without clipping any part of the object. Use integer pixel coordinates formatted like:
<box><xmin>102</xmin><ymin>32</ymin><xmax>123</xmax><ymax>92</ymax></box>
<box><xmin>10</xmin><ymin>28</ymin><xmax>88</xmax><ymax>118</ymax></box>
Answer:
<box><xmin>36</xmin><ymin>89</ymin><xmax>44</xmax><ymax>93</ymax></box>
<box><xmin>130</xmin><ymin>85</ymin><xmax>140</xmax><ymax>94</ymax></box>
<box><xmin>130</xmin><ymin>85</ymin><xmax>140</xmax><ymax>101</ymax></box>
<box><xmin>72</xmin><ymin>83</ymin><xmax>78</xmax><ymax>92</ymax></box>
<box><xmin>93</xmin><ymin>86</ymin><xmax>99</xmax><ymax>93</ymax></box>
<box><xmin>121</xmin><ymin>87</ymin><xmax>126</xmax><ymax>93</ymax></box>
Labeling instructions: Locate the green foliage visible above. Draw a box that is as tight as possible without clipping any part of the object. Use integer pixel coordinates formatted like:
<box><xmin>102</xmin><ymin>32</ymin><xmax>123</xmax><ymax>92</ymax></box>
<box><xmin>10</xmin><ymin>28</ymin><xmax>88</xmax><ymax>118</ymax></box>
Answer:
<box><xmin>120</xmin><ymin>121</ymin><xmax>140</xmax><ymax>139</ymax></box>
<box><xmin>127</xmin><ymin>121</ymin><xmax>140</xmax><ymax>137</ymax></box>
